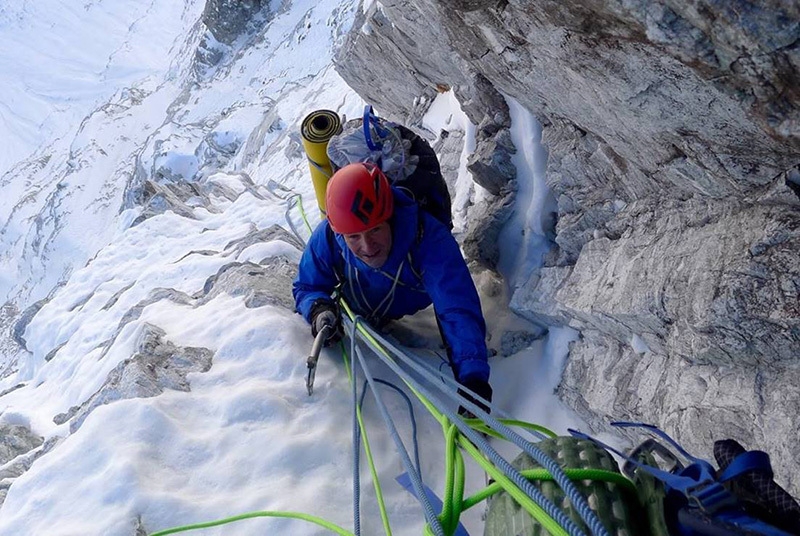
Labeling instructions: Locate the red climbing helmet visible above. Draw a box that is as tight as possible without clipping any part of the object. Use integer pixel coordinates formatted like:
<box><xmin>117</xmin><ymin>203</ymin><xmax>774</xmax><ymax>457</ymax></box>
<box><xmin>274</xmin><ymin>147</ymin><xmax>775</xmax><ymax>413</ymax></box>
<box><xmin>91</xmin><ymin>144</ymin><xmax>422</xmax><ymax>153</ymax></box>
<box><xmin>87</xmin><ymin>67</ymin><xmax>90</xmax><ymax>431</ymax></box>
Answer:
<box><xmin>326</xmin><ymin>162</ymin><xmax>394</xmax><ymax>234</ymax></box>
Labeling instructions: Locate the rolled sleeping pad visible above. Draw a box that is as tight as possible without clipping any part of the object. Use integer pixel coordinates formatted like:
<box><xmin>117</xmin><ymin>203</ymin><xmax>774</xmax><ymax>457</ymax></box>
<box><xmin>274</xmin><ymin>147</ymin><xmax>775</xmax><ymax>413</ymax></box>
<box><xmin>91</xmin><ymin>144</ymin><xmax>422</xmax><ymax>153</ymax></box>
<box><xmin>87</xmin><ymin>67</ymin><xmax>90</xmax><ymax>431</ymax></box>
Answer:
<box><xmin>301</xmin><ymin>109</ymin><xmax>342</xmax><ymax>214</ymax></box>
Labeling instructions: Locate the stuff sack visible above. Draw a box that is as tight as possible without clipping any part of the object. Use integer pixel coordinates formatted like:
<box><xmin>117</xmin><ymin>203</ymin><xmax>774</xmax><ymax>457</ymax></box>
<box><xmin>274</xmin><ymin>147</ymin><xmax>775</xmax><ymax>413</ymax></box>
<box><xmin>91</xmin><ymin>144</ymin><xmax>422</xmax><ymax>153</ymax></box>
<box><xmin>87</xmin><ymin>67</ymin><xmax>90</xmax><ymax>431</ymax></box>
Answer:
<box><xmin>327</xmin><ymin>105</ymin><xmax>453</xmax><ymax>229</ymax></box>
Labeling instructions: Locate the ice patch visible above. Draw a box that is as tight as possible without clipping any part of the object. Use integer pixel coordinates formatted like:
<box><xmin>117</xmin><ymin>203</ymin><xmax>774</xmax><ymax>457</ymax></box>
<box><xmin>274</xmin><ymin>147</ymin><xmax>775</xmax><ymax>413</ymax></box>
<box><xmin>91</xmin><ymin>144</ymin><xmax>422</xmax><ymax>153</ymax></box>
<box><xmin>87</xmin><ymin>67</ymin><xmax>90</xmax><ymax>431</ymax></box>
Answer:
<box><xmin>631</xmin><ymin>333</ymin><xmax>651</xmax><ymax>355</ymax></box>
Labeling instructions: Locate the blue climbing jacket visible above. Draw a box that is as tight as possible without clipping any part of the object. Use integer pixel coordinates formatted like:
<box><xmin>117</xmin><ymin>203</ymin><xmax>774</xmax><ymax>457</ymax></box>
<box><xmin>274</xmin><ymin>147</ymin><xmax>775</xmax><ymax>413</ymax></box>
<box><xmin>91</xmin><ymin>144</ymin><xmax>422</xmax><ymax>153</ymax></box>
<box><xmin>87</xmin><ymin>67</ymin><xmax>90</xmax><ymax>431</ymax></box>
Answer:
<box><xmin>293</xmin><ymin>189</ymin><xmax>490</xmax><ymax>384</ymax></box>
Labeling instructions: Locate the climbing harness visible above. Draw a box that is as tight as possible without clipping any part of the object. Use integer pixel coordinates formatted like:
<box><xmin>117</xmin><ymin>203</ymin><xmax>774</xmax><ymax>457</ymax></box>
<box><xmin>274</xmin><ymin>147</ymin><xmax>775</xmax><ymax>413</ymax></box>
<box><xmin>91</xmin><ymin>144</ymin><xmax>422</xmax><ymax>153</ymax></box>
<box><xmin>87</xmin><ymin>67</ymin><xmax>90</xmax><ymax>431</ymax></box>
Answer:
<box><xmin>344</xmin><ymin>258</ymin><xmax>406</xmax><ymax>325</ymax></box>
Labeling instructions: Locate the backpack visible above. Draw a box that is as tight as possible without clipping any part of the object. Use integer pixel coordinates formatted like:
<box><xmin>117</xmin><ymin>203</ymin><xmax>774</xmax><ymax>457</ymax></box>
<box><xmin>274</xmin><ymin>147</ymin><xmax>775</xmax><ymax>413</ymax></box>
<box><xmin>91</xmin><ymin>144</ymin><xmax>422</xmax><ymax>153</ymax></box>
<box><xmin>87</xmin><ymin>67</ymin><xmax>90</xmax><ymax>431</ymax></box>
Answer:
<box><xmin>571</xmin><ymin>422</ymin><xmax>800</xmax><ymax>536</ymax></box>
<box><xmin>326</xmin><ymin>105</ymin><xmax>453</xmax><ymax>230</ymax></box>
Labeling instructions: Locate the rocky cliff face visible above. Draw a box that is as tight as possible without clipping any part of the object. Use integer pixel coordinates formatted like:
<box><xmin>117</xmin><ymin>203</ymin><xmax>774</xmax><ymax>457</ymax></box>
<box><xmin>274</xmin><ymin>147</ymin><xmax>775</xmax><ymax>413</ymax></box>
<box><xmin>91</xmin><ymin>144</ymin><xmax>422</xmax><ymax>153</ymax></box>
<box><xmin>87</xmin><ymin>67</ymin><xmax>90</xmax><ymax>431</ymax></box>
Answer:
<box><xmin>334</xmin><ymin>0</ymin><xmax>800</xmax><ymax>492</ymax></box>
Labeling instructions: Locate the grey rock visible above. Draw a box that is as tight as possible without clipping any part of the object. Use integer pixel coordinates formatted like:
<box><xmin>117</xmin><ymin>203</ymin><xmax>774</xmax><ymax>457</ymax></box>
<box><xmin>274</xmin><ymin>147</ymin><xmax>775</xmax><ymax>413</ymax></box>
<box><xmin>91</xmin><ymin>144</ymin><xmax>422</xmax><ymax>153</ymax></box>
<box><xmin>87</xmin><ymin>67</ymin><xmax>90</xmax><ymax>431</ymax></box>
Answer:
<box><xmin>436</xmin><ymin>0</ymin><xmax>506</xmax><ymax>13</ymax></box>
<box><xmin>334</xmin><ymin>2</ymin><xmax>457</xmax><ymax>121</ymax></box>
<box><xmin>0</xmin><ymin>303</ymin><xmax>23</xmax><ymax>379</ymax></box>
<box><xmin>222</xmin><ymin>224</ymin><xmax>304</xmax><ymax>257</ymax></box>
<box><xmin>428</xmin><ymin>107</ymin><xmax>516</xmax><ymax>252</ymax></box>
<box><xmin>455</xmin><ymin>71</ymin><xmax>511</xmax><ymax>131</ymax></box>
<box><xmin>44</xmin><ymin>343</ymin><xmax>66</xmax><ymax>363</ymax></box>
<box><xmin>0</xmin><ymin>384</ymin><xmax>24</xmax><ymax>398</ymax></box>
<box><xmin>460</xmin><ymin>74</ymin><xmax>517</xmax><ymax>197</ymax></box>
<box><xmin>333</xmin><ymin>0</ymin><xmax>800</xmax><ymax>495</ymax></box>
<box><xmin>543</xmin><ymin>120</ymin><xmax>652</xmax><ymax>265</ymax></box>
<box><xmin>553</xmin><ymin>200</ymin><xmax>800</xmax><ymax>365</ymax></box>
<box><xmin>467</xmin><ymin>128</ymin><xmax>516</xmax><ymax>196</ymax></box>
<box><xmin>11</xmin><ymin>299</ymin><xmax>47</xmax><ymax>350</ymax></box>
<box><xmin>128</xmin><ymin>172</ymin><xmax>269</xmax><ymax>226</ymax></box>
<box><xmin>54</xmin><ymin>323</ymin><xmax>213</xmax><ymax>433</ymax></box>
<box><xmin>202</xmin><ymin>0</ymin><xmax>264</xmax><ymax>46</ymax></box>
<box><xmin>199</xmin><ymin>257</ymin><xmax>298</xmax><ymax>311</ymax></box>
<box><xmin>130</xmin><ymin>180</ymin><xmax>207</xmax><ymax>226</ymax></box>
<box><xmin>499</xmin><ymin>329</ymin><xmax>548</xmax><ymax>357</ymax></box>
<box><xmin>195</xmin><ymin>34</ymin><xmax>227</xmax><ymax>70</ymax></box>
<box><xmin>116</xmin><ymin>288</ymin><xmax>195</xmax><ymax>336</ymax></box>
<box><xmin>133</xmin><ymin>517</ymin><xmax>148</xmax><ymax>536</ymax></box>
<box><xmin>432</xmin><ymin>128</ymin><xmax>465</xmax><ymax>196</ymax></box>
<box><xmin>461</xmin><ymin>188</ymin><xmax>516</xmax><ymax>268</ymax></box>
<box><xmin>510</xmin><ymin>265</ymin><xmax>575</xmax><ymax>327</ymax></box>
<box><xmin>0</xmin><ymin>436</ymin><xmax>58</xmax><ymax>482</ymax></box>
<box><xmin>0</xmin><ymin>424</ymin><xmax>43</xmax><ymax>466</ymax></box>
<box><xmin>335</xmin><ymin>0</ymin><xmax>798</xmax><ymax>217</ymax></box>
<box><xmin>0</xmin><ymin>436</ymin><xmax>60</xmax><ymax>509</ymax></box>
<box><xmin>101</xmin><ymin>282</ymin><xmax>136</xmax><ymax>311</ymax></box>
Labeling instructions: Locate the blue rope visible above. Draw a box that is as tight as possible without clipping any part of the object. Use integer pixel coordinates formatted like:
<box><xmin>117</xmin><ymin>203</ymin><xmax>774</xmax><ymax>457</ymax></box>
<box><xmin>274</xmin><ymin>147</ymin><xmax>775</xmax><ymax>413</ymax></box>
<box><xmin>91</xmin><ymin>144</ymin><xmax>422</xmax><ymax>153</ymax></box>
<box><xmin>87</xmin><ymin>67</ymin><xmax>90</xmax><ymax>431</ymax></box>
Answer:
<box><xmin>360</xmin><ymin>378</ymin><xmax>422</xmax><ymax>477</ymax></box>
<box><xmin>284</xmin><ymin>194</ymin><xmax>308</xmax><ymax>246</ymax></box>
<box><xmin>350</xmin><ymin>318</ymin><xmax>610</xmax><ymax>536</ymax></box>
<box><xmin>405</xmin><ymin>347</ymin><xmax>552</xmax><ymax>443</ymax></box>
<box><xmin>350</xmin><ymin>318</ymin><xmax>446</xmax><ymax>536</ymax></box>
<box><xmin>366</xmin><ymin>322</ymin><xmax>609</xmax><ymax>536</ymax></box>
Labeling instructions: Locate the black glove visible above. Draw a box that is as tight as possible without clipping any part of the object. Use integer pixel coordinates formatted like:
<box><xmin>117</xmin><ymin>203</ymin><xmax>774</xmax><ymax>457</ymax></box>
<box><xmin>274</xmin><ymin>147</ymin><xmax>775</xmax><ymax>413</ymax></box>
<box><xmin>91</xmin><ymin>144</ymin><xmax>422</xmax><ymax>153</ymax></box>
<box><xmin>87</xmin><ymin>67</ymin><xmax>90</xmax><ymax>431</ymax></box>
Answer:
<box><xmin>457</xmin><ymin>378</ymin><xmax>493</xmax><ymax>418</ymax></box>
<box><xmin>310</xmin><ymin>300</ymin><xmax>343</xmax><ymax>347</ymax></box>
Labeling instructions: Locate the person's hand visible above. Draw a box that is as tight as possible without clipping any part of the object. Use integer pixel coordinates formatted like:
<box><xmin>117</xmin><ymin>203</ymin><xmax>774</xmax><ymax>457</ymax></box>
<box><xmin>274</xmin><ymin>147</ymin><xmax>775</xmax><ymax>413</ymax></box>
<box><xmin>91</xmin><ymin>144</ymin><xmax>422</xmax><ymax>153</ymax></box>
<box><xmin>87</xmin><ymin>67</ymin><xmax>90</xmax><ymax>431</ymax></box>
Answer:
<box><xmin>310</xmin><ymin>301</ymin><xmax>343</xmax><ymax>347</ymax></box>
<box><xmin>457</xmin><ymin>379</ymin><xmax>493</xmax><ymax>419</ymax></box>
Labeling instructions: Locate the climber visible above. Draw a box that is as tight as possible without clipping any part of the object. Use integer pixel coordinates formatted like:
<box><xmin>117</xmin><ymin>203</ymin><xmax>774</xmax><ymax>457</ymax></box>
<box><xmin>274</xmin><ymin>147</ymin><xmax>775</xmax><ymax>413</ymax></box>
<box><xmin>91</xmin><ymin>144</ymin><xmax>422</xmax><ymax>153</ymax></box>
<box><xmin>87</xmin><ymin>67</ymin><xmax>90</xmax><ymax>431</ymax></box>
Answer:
<box><xmin>292</xmin><ymin>162</ymin><xmax>492</xmax><ymax>414</ymax></box>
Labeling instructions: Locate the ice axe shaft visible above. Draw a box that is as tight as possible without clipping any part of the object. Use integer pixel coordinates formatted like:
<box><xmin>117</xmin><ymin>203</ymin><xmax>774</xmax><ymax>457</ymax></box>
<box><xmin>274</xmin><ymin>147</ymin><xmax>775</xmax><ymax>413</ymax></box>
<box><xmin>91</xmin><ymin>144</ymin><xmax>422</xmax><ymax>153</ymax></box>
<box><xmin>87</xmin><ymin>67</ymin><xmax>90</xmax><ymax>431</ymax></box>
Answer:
<box><xmin>306</xmin><ymin>325</ymin><xmax>332</xmax><ymax>396</ymax></box>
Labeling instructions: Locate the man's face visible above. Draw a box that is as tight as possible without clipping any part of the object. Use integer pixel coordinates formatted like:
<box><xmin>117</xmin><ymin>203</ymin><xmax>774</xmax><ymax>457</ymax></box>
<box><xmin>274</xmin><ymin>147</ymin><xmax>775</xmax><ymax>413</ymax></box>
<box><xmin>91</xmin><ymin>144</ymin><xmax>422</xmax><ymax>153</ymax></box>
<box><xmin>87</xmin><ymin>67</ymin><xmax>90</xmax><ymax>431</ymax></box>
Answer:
<box><xmin>343</xmin><ymin>221</ymin><xmax>393</xmax><ymax>268</ymax></box>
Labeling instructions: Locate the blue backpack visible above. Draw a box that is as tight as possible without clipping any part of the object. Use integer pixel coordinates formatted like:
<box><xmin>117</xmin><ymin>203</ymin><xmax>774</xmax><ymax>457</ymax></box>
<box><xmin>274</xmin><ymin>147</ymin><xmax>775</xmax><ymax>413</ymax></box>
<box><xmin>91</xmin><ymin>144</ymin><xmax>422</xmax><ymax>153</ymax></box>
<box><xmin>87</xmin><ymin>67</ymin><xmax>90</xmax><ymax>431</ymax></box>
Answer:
<box><xmin>571</xmin><ymin>422</ymin><xmax>800</xmax><ymax>536</ymax></box>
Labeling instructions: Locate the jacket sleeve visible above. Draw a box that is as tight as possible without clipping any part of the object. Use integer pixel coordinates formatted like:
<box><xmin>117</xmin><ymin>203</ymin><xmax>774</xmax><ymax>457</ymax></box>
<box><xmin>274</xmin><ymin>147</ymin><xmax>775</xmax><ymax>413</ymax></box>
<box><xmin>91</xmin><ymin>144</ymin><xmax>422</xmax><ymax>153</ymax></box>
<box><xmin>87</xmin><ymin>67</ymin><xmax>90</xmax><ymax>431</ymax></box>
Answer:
<box><xmin>414</xmin><ymin>218</ymin><xmax>490</xmax><ymax>384</ymax></box>
<box><xmin>292</xmin><ymin>222</ymin><xmax>340</xmax><ymax>323</ymax></box>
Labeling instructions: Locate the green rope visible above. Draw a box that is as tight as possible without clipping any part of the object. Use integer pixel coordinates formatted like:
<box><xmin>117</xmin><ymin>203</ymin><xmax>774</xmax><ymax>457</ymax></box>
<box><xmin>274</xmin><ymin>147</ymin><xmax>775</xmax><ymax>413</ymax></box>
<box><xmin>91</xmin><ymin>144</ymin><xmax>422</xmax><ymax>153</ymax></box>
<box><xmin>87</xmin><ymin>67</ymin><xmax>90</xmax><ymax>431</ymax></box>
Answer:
<box><xmin>442</xmin><ymin>424</ymin><xmax>466</xmax><ymax>534</ymax></box>
<box><xmin>469</xmin><ymin>419</ymin><xmax>557</xmax><ymax>440</ymax></box>
<box><xmin>340</xmin><ymin>301</ymin><xmax>569</xmax><ymax>536</ymax></box>
<box><xmin>293</xmin><ymin>192</ymin><xmax>315</xmax><ymax>235</ymax></box>
<box><xmin>437</xmin><ymin>424</ymin><xmax>460</xmax><ymax>532</ymax></box>
<box><xmin>459</xmin><ymin>435</ymin><xmax>570</xmax><ymax>536</ymax></box>
<box><xmin>149</xmin><ymin>510</ymin><xmax>354</xmax><ymax>536</ymax></box>
<box><xmin>461</xmin><ymin>468</ymin><xmax>638</xmax><ymax>511</ymax></box>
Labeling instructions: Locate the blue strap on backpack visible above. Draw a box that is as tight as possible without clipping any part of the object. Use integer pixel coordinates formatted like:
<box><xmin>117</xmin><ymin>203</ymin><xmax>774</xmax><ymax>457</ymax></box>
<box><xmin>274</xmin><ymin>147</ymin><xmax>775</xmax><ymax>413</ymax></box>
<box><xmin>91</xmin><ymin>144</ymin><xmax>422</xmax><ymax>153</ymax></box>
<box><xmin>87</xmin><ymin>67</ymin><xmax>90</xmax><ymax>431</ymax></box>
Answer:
<box><xmin>363</xmin><ymin>105</ymin><xmax>390</xmax><ymax>151</ymax></box>
<box><xmin>569</xmin><ymin>422</ymin><xmax>794</xmax><ymax>536</ymax></box>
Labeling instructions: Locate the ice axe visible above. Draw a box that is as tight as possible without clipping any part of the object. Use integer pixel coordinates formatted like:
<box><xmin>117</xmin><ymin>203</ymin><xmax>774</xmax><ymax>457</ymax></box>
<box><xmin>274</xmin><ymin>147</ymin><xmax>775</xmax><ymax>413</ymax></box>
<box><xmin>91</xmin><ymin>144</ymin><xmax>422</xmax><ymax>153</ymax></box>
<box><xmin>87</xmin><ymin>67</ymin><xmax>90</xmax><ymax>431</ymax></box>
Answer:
<box><xmin>306</xmin><ymin>324</ymin><xmax>332</xmax><ymax>396</ymax></box>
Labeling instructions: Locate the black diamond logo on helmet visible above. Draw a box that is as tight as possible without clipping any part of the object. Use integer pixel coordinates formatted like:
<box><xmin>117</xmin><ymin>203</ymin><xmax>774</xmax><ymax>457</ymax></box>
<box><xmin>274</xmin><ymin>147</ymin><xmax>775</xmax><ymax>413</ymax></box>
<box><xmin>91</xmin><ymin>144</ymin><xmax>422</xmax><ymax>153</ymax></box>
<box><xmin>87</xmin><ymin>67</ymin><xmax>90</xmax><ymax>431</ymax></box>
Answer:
<box><xmin>351</xmin><ymin>191</ymin><xmax>374</xmax><ymax>225</ymax></box>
